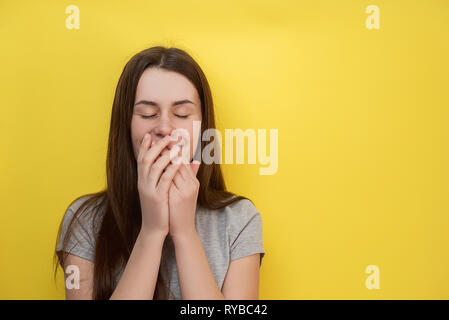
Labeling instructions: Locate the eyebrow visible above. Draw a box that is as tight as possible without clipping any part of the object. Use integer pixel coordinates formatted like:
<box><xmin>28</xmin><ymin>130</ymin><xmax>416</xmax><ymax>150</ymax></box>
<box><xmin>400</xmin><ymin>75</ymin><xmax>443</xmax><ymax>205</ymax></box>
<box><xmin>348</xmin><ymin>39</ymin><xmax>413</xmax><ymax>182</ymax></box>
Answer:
<box><xmin>134</xmin><ymin>99</ymin><xmax>195</xmax><ymax>107</ymax></box>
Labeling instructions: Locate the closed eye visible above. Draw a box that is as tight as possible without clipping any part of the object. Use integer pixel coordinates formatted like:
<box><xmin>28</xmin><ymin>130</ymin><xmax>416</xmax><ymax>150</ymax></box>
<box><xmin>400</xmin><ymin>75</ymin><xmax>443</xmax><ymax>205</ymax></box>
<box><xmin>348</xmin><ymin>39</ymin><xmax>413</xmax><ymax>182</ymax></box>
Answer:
<box><xmin>139</xmin><ymin>114</ymin><xmax>189</xmax><ymax>119</ymax></box>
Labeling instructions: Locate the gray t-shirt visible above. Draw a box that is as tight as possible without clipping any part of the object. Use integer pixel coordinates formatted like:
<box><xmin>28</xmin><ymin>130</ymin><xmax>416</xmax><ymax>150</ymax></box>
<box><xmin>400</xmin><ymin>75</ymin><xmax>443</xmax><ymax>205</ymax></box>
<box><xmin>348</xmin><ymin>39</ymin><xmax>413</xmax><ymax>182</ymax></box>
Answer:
<box><xmin>56</xmin><ymin>194</ymin><xmax>266</xmax><ymax>299</ymax></box>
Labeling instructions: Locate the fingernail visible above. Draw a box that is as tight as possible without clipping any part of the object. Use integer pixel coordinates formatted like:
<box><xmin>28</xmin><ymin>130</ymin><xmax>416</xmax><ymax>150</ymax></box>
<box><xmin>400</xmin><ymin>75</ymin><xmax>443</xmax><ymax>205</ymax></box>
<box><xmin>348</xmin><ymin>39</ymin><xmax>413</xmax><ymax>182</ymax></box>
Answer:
<box><xmin>172</xmin><ymin>155</ymin><xmax>182</xmax><ymax>164</ymax></box>
<box><xmin>172</xmin><ymin>145</ymin><xmax>180</xmax><ymax>154</ymax></box>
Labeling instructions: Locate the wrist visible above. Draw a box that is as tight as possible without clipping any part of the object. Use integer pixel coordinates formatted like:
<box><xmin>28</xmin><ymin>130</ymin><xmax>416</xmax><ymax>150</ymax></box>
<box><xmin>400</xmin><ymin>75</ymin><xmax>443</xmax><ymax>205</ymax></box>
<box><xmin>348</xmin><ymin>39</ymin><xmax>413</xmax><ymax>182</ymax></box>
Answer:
<box><xmin>170</xmin><ymin>227</ymin><xmax>198</xmax><ymax>244</ymax></box>
<box><xmin>138</xmin><ymin>228</ymin><xmax>167</xmax><ymax>245</ymax></box>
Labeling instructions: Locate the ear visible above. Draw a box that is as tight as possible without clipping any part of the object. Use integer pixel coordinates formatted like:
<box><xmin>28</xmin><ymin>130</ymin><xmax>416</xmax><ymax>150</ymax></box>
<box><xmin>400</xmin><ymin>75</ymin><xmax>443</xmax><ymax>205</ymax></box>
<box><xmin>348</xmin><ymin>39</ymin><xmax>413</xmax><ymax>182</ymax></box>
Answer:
<box><xmin>190</xmin><ymin>160</ymin><xmax>201</xmax><ymax>177</ymax></box>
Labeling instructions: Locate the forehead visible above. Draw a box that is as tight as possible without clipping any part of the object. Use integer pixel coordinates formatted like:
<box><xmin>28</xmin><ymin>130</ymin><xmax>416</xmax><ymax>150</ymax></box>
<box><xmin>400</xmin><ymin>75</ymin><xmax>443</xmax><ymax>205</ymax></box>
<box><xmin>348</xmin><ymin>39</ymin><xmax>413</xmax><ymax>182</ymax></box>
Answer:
<box><xmin>135</xmin><ymin>67</ymin><xmax>200</xmax><ymax>103</ymax></box>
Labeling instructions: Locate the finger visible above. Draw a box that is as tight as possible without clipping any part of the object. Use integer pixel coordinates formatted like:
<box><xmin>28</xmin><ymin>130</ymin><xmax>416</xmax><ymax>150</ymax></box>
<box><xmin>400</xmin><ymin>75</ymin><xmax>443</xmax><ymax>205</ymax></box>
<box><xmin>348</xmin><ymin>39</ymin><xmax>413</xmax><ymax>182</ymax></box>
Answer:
<box><xmin>182</xmin><ymin>160</ymin><xmax>200</xmax><ymax>181</ymax></box>
<box><xmin>155</xmin><ymin>146</ymin><xmax>168</xmax><ymax>161</ymax></box>
<box><xmin>179</xmin><ymin>144</ymin><xmax>191</xmax><ymax>165</ymax></box>
<box><xmin>142</xmin><ymin>135</ymin><xmax>172</xmax><ymax>177</ymax></box>
<box><xmin>171</xmin><ymin>178</ymin><xmax>180</xmax><ymax>192</ymax></box>
<box><xmin>148</xmin><ymin>146</ymin><xmax>181</xmax><ymax>187</ymax></box>
<box><xmin>157</xmin><ymin>160</ymin><xmax>182</xmax><ymax>193</ymax></box>
<box><xmin>177</xmin><ymin>162</ymin><xmax>189</xmax><ymax>181</ymax></box>
<box><xmin>172</xmin><ymin>169</ymin><xmax>184</xmax><ymax>188</ymax></box>
<box><xmin>137</xmin><ymin>134</ymin><xmax>152</xmax><ymax>177</ymax></box>
<box><xmin>190</xmin><ymin>160</ymin><xmax>201</xmax><ymax>177</ymax></box>
<box><xmin>160</xmin><ymin>145</ymin><xmax>182</xmax><ymax>174</ymax></box>
<box><xmin>168</xmin><ymin>144</ymin><xmax>182</xmax><ymax>163</ymax></box>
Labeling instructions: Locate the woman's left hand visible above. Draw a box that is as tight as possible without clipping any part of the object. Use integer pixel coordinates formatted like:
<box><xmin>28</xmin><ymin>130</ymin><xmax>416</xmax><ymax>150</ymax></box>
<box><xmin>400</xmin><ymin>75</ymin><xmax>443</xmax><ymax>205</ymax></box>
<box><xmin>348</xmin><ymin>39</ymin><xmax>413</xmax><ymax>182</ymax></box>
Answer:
<box><xmin>168</xmin><ymin>159</ymin><xmax>201</xmax><ymax>239</ymax></box>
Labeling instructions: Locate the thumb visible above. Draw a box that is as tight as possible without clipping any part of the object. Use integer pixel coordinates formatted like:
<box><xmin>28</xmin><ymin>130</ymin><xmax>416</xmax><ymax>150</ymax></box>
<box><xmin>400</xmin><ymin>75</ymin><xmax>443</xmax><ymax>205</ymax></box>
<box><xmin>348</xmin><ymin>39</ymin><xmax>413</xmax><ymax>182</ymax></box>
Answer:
<box><xmin>190</xmin><ymin>160</ymin><xmax>201</xmax><ymax>176</ymax></box>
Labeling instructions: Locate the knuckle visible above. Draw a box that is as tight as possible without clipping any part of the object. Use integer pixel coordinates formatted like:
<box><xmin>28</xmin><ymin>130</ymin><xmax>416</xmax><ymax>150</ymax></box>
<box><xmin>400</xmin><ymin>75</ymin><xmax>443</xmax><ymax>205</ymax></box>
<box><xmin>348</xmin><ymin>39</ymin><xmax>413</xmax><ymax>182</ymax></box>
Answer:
<box><xmin>137</xmin><ymin>156</ymin><xmax>144</xmax><ymax>165</ymax></box>
<box><xmin>142</xmin><ymin>156</ymin><xmax>152</xmax><ymax>165</ymax></box>
<box><xmin>152</xmin><ymin>162</ymin><xmax>162</xmax><ymax>171</ymax></box>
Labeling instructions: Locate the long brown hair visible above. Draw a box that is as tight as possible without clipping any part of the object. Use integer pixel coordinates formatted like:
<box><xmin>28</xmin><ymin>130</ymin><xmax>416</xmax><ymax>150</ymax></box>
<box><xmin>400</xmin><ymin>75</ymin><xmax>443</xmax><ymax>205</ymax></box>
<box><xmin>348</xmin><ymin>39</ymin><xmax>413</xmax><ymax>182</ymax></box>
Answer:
<box><xmin>53</xmin><ymin>46</ymin><xmax>249</xmax><ymax>299</ymax></box>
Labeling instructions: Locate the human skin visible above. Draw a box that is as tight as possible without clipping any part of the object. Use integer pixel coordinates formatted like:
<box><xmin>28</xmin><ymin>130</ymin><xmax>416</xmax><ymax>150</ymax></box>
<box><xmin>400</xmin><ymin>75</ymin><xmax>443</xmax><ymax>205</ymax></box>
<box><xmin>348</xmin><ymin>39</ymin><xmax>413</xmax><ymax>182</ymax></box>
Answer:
<box><xmin>130</xmin><ymin>66</ymin><xmax>203</xmax><ymax>239</ymax></box>
<box><xmin>127</xmin><ymin>67</ymin><xmax>224</xmax><ymax>299</ymax></box>
<box><xmin>65</xmin><ymin>67</ymin><xmax>260</xmax><ymax>300</ymax></box>
<box><xmin>130</xmin><ymin>67</ymin><xmax>202</xmax><ymax>162</ymax></box>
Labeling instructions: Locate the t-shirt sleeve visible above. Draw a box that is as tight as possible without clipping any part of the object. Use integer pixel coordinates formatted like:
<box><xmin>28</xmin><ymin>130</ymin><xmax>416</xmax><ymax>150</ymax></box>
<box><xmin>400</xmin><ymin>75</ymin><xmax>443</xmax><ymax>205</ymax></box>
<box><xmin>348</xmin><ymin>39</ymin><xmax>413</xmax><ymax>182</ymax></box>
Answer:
<box><xmin>56</xmin><ymin>196</ymin><xmax>96</xmax><ymax>266</ymax></box>
<box><xmin>229</xmin><ymin>199</ymin><xmax>266</xmax><ymax>266</ymax></box>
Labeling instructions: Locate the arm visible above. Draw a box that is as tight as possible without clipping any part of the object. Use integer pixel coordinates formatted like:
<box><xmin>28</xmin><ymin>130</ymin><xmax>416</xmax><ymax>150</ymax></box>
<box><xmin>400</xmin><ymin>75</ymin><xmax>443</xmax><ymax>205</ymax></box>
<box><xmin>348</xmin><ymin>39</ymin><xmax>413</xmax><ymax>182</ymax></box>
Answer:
<box><xmin>110</xmin><ymin>230</ymin><xmax>166</xmax><ymax>299</ymax></box>
<box><xmin>172</xmin><ymin>231</ymin><xmax>261</xmax><ymax>300</ymax></box>
<box><xmin>221</xmin><ymin>253</ymin><xmax>261</xmax><ymax>299</ymax></box>
<box><xmin>63</xmin><ymin>253</ymin><xmax>94</xmax><ymax>299</ymax></box>
<box><xmin>63</xmin><ymin>230</ymin><xmax>166</xmax><ymax>300</ymax></box>
<box><xmin>171</xmin><ymin>230</ymin><xmax>225</xmax><ymax>300</ymax></box>
<box><xmin>168</xmin><ymin>163</ymin><xmax>263</xmax><ymax>299</ymax></box>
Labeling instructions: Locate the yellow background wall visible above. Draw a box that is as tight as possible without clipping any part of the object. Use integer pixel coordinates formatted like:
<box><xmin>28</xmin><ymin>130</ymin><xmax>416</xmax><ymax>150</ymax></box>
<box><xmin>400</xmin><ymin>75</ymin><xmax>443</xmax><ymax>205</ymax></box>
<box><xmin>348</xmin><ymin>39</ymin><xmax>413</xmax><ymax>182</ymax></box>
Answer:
<box><xmin>0</xmin><ymin>0</ymin><xmax>448</xmax><ymax>299</ymax></box>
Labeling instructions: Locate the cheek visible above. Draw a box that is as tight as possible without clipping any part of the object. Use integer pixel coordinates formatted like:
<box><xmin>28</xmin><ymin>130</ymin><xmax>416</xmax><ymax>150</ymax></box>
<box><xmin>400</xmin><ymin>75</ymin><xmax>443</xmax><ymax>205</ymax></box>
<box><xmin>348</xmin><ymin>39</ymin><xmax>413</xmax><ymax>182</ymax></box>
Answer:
<box><xmin>131</xmin><ymin>116</ymin><xmax>151</xmax><ymax>136</ymax></box>
<box><xmin>130</xmin><ymin>116</ymin><xmax>150</xmax><ymax>153</ymax></box>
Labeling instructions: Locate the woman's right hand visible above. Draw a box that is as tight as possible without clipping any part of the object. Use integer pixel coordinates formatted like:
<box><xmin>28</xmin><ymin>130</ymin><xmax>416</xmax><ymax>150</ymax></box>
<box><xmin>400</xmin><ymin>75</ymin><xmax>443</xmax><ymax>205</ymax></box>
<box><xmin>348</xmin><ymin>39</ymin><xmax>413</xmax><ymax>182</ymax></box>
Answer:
<box><xmin>137</xmin><ymin>133</ymin><xmax>182</xmax><ymax>237</ymax></box>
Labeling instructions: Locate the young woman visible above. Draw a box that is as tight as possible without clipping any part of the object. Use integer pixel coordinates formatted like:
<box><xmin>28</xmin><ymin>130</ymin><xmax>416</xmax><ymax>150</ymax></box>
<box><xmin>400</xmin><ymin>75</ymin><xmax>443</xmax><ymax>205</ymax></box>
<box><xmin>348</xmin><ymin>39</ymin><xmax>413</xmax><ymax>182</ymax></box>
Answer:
<box><xmin>54</xmin><ymin>46</ymin><xmax>266</xmax><ymax>300</ymax></box>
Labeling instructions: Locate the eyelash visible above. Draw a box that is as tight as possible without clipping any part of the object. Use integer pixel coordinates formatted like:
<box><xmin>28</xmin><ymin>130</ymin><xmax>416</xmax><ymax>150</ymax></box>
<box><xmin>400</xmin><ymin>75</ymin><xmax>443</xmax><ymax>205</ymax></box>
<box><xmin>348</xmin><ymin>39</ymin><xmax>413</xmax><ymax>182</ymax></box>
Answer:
<box><xmin>140</xmin><ymin>115</ymin><xmax>189</xmax><ymax>119</ymax></box>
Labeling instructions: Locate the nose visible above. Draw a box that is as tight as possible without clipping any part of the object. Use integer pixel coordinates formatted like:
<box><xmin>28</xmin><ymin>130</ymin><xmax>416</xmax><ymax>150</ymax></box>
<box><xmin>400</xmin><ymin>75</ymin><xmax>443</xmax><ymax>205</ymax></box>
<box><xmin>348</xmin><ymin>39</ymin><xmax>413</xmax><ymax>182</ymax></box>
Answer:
<box><xmin>152</xmin><ymin>111</ymin><xmax>172</xmax><ymax>139</ymax></box>
<box><xmin>151</xmin><ymin>116</ymin><xmax>181</xmax><ymax>149</ymax></box>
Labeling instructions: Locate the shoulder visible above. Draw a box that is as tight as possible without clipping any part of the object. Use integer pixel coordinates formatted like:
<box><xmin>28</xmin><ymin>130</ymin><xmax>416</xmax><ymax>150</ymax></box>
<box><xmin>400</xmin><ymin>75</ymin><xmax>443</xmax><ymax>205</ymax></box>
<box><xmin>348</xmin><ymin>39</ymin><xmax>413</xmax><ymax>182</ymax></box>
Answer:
<box><xmin>225</xmin><ymin>198</ymin><xmax>259</xmax><ymax>217</ymax></box>
<box><xmin>57</xmin><ymin>194</ymin><xmax>105</xmax><ymax>265</ymax></box>
<box><xmin>67</xmin><ymin>193</ymin><xmax>103</xmax><ymax>214</ymax></box>
<box><xmin>215</xmin><ymin>198</ymin><xmax>265</xmax><ymax>264</ymax></box>
<box><xmin>198</xmin><ymin>197</ymin><xmax>259</xmax><ymax>218</ymax></box>
<box><xmin>223</xmin><ymin>198</ymin><xmax>261</xmax><ymax>222</ymax></box>
<box><xmin>65</xmin><ymin>193</ymin><xmax>105</xmax><ymax>222</ymax></box>
<box><xmin>60</xmin><ymin>193</ymin><xmax>106</xmax><ymax>243</ymax></box>
<box><xmin>226</xmin><ymin>198</ymin><xmax>262</xmax><ymax>232</ymax></box>
<box><xmin>198</xmin><ymin>198</ymin><xmax>262</xmax><ymax>234</ymax></box>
